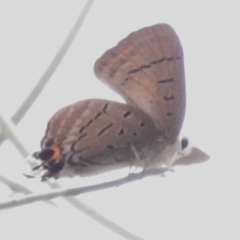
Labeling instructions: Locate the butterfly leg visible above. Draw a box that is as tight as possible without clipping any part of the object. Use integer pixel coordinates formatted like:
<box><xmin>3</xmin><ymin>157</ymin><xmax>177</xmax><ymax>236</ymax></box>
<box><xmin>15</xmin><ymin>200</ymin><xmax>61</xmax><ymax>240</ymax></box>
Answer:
<box><xmin>127</xmin><ymin>145</ymin><xmax>143</xmax><ymax>176</ymax></box>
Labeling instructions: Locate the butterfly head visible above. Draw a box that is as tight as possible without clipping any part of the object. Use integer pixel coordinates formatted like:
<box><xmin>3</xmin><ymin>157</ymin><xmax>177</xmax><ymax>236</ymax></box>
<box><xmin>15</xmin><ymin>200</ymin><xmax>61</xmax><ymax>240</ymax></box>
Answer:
<box><xmin>172</xmin><ymin>136</ymin><xmax>209</xmax><ymax>166</ymax></box>
<box><xmin>32</xmin><ymin>144</ymin><xmax>65</xmax><ymax>181</ymax></box>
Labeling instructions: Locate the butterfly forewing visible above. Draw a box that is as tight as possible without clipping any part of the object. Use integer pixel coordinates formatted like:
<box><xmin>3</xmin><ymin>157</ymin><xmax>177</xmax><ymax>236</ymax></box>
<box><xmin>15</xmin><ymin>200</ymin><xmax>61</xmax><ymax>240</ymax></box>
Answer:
<box><xmin>94</xmin><ymin>24</ymin><xmax>185</xmax><ymax>143</ymax></box>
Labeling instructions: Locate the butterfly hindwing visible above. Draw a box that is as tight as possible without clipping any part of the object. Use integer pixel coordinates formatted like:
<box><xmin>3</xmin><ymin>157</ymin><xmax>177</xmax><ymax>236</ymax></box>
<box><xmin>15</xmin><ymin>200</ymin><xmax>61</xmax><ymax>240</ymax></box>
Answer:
<box><xmin>41</xmin><ymin>99</ymin><xmax>160</xmax><ymax>169</ymax></box>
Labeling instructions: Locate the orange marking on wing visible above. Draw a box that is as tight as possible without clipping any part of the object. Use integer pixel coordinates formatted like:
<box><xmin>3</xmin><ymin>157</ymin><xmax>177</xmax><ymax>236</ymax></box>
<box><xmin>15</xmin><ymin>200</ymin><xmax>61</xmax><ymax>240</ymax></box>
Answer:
<box><xmin>48</xmin><ymin>145</ymin><xmax>62</xmax><ymax>160</ymax></box>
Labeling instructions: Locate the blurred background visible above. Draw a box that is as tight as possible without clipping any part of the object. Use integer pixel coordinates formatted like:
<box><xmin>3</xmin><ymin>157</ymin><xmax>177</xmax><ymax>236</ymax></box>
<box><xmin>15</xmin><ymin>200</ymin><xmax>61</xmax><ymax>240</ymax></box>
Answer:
<box><xmin>0</xmin><ymin>1</ymin><xmax>239</xmax><ymax>239</ymax></box>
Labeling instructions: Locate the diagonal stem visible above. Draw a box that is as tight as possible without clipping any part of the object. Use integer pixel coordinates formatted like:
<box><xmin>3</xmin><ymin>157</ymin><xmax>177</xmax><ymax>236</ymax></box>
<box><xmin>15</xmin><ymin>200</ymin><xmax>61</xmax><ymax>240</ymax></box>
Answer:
<box><xmin>0</xmin><ymin>0</ymin><xmax>94</xmax><ymax>145</ymax></box>
<box><xmin>0</xmin><ymin>169</ymin><xmax>166</xmax><ymax>211</ymax></box>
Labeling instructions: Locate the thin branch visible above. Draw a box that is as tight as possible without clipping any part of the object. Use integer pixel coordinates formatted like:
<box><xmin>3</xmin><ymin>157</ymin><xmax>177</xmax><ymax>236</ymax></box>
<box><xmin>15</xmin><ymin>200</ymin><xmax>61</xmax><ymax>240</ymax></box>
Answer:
<box><xmin>0</xmin><ymin>111</ymin><xmax>148</xmax><ymax>240</ymax></box>
<box><xmin>0</xmin><ymin>169</ymin><xmax>166</xmax><ymax>211</ymax></box>
<box><xmin>0</xmin><ymin>174</ymin><xmax>57</xmax><ymax>207</ymax></box>
<box><xmin>0</xmin><ymin>174</ymin><xmax>35</xmax><ymax>194</ymax></box>
<box><xmin>0</xmin><ymin>113</ymin><xmax>29</xmax><ymax>158</ymax></box>
<box><xmin>0</xmin><ymin>168</ymin><xmax>145</xmax><ymax>240</ymax></box>
<box><xmin>0</xmin><ymin>0</ymin><xmax>94</xmax><ymax>145</ymax></box>
<box><xmin>0</xmin><ymin>112</ymin><xmax>151</xmax><ymax>240</ymax></box>
<box><xmin>52</xmin><ymin>198</ymin><xmax>145</xmax><ymax>240</ymax></box>
<box><xmin>0</xmin><ymin>2</ymin><xmax>148</xmax><ymax>238</ymax></box>
<box><xmin>49</xmin><ymin>182</ymin><xmax>146</xmax><ymax>240</ymax></box>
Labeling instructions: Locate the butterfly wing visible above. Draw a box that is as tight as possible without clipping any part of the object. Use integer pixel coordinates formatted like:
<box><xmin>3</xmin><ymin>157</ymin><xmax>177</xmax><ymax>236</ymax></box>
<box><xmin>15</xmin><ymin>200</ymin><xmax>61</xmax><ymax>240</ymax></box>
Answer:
<box><xmin>41</xmin><ymin>99</ymin><xmax>160</xmax><ymax>174</ymax></box>
<box><xmin>94</xmin><ymin>24</ymin><xmax>185</xmax><ymax>143</ymax></box>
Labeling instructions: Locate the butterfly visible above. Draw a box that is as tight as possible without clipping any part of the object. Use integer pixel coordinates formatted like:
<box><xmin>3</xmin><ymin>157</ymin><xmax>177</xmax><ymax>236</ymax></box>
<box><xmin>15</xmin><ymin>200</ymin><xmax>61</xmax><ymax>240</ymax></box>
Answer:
<box><xmin>33</xmin><ymin>24</ymin><xmax>190</xmax><ymax>181</ymax></box>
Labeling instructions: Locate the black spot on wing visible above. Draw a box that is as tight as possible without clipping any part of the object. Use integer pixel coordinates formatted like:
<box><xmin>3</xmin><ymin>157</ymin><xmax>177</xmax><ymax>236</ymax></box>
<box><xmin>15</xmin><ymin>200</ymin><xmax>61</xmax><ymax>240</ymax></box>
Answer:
<box><xmin>86</xmin><ymin>119</ymin><xmax>93</xmax><ymax>127</ymax></box>
<box><xmin>97</xmin><ymin>123</ymin><xmax>113</xmax><ymax>136</ymax></box>
<box><xmin>125</xmin><ymin>56</ymin><xmax>181</xmax><ymax>82</ymax></box>
<box><xmin>158</xmin><ymin>78</ymin><xmax>174</xmax><ymax>84</ymax></box>
<box><xmin>106</xmin><ymin>145</ymin><xmax>115</xmax><ymax>150</ymax></box>
<box><xmin>78</xmin><ymin>133</ymin><xmax>87</xmax><ymax>140</ymax></box>
<box><xmin>94</xmin><ymin>112</ymin><xmax>102</xmax><ymax>120</ymax></box>
<box><xmin>123</xmin><ymin>111</ymin><xmax>131</xmax><ymax>118</ymax></box>
<box><xmin>79</xmin><ymin>126</ymin><xmax>86</xmax><ymax>134</ymax></box>
<box><xmin>103</xmin><ymin>103</ymin><xmax>109</xmax><ymax>113</ymax></box>
<box><xmin>118</xmin><ymin>129</ymin><xmax>124</xmax><ymax>135</ymax></box>
<box><xmin>163</xmin><ymin>95</ymin><xmax>174</xmax><ymax>101</ymax></box>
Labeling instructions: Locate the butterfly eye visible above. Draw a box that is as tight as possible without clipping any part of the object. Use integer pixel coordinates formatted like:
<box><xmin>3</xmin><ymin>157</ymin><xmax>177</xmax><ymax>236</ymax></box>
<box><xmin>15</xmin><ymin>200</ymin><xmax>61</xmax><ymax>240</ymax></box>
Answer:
<box><xmin>181</xmin><ymin>137</ymin><xmax>189</xmax><ymax>150</ymax></box>
<box><xmin>38</xmin><ymin>149</ymin><xmax>55</xmax><ymax>160</ymax></box>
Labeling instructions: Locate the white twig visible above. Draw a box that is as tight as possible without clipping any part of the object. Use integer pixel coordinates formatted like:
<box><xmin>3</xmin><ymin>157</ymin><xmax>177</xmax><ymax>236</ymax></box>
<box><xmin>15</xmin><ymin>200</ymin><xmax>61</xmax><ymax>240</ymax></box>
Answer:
<box><xmin>0</xmin><ymin>174</ymin><xmax>35</xmax><ymax>194</ymax></box>
<box><xmin>0</xmin><ymin>0</ymin><xmax>94</xmax><ymax>145</ymax></box>
<box><xmin>0</xmin><ymin>113</ymin><xmax>29</xmax><ymax>158</ymax></box>
<box><xmin>0</xmin><ymin>110</ymin><xmax>147</xmax><ymax>240</ymax></box>
<box><xmin>0</xmin><ymin>174</ymin><xmax>57</xmax><ymax>207</ymax></box>
<box><xmin>0</xmin><ymin>169</ymin><xmax>165</xmax><ymax>211</ymax></box>
<box><xmin>57</xmin><ymin>198</ymin><xmax>145</xmax><ymax>240</ymax></box>
<box><xmin>0</xmin><ymin>1</ymin><xmax>148</xmax><ymax>238</ymax></box>
<box><xmin>0</xmin><ymin>171</ymin><xmax>145</xmax><ymax>240</ymax></box>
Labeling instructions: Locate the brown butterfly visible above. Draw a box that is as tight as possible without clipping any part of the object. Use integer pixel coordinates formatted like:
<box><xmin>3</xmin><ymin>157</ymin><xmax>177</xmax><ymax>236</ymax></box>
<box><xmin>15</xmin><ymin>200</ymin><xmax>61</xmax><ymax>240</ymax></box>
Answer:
<box><xmin>33</xmin><ymin>24</ymin><xmax>190</xmax><ymax>181</ymax></box>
